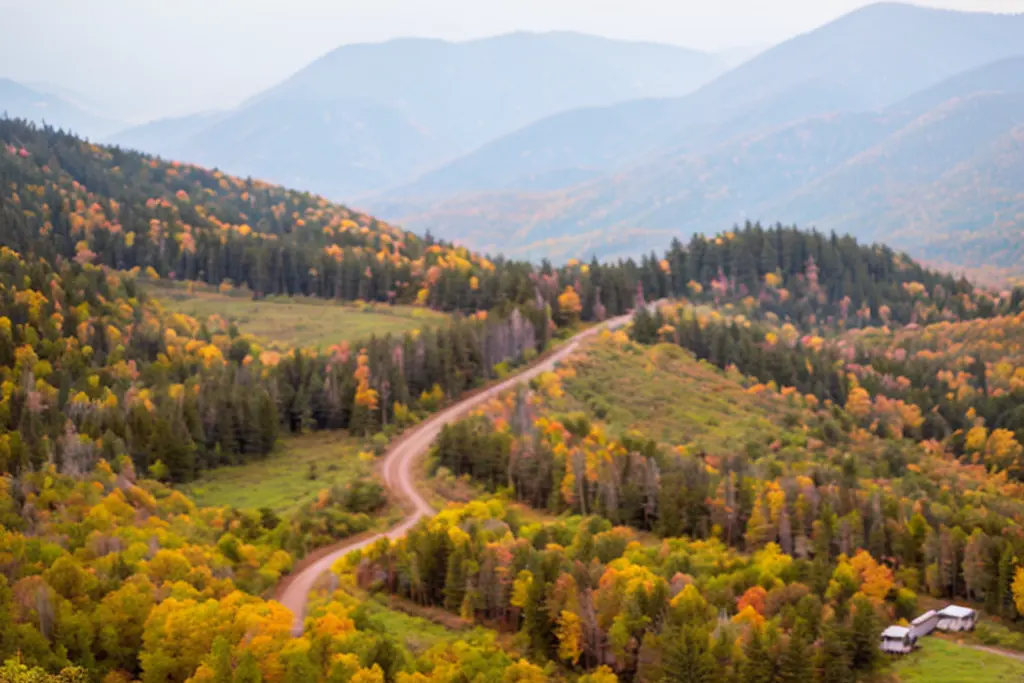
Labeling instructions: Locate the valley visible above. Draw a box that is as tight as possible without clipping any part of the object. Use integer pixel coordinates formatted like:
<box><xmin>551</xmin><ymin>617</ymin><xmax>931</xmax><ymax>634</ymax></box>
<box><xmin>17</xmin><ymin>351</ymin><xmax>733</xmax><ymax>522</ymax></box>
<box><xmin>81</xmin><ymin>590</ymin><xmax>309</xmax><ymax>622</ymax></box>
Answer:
<box><xmin>276</xmin><ymin>311</ymin><xmax>633</xmax><ymax>635</ymax></box>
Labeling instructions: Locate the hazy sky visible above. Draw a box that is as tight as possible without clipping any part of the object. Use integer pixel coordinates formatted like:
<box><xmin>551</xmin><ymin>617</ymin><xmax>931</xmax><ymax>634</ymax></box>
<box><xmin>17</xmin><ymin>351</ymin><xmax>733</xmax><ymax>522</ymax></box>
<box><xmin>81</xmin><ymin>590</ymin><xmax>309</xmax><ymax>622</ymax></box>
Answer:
<box><xmin>2</xmin><ymin>0</ymin><xmax>1023</xmax><ymax>123</ymax></box>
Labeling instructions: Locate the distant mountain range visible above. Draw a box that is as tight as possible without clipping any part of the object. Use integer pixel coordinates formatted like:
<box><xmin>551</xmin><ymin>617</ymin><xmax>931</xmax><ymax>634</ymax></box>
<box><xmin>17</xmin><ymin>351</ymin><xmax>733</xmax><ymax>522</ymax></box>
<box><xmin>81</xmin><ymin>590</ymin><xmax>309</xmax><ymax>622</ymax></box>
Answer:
<box><xmin>0</xmin><ymin>79</ymin><xmax>125</xmax><ymax>139</ymax></box>
<box><xmin>6</xmin><ymin>2</ymin><xmax>1024</xmax><ymax>274</ymax></box>
<box><xmin>366</xmin><ymin>3</ymin><xmax>1024</xmax><ymax>270</ymax></box>
<box><xmin>105</xmin><ymin>32</ymin><xmax>728</xmax><ymax>199</ymax></box>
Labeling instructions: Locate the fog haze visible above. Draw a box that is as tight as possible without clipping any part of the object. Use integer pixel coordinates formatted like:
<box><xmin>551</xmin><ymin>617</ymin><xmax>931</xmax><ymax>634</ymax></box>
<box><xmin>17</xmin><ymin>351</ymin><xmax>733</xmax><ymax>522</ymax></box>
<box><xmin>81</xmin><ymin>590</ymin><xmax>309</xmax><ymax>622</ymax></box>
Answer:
<box><xmin>2</xmin><ymin>0</ymin><xmax>1021</xmax><ymax>121</ymax></box>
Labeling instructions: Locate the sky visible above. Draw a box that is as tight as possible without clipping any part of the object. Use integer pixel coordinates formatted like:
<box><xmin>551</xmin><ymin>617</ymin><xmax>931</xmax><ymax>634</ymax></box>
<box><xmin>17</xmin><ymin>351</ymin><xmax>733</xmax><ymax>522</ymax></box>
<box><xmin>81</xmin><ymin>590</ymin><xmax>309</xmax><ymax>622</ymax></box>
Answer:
<box><xmin>2</xmin><ymin>0</ymin><xmax>1023</xmax><ymax>123</ymax></box>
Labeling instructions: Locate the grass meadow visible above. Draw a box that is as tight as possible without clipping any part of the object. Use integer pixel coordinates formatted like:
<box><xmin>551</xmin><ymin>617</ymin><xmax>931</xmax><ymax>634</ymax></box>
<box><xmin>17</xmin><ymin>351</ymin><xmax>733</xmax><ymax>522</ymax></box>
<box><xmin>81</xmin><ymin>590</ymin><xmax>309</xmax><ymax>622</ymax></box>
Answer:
<box><xmin>182</xmin><ymin>432</ymin><xmax>375</xmax><ymax>513</ymax></box>
<box><xmin>892</xmin><ymin>637</ymin><xmax>1024</xmax><ymax>682</ymax></box>
<box><xmin>149</xmin><ymin>282</ymin><xmax>448</xmax><ymax>350</ymax></box>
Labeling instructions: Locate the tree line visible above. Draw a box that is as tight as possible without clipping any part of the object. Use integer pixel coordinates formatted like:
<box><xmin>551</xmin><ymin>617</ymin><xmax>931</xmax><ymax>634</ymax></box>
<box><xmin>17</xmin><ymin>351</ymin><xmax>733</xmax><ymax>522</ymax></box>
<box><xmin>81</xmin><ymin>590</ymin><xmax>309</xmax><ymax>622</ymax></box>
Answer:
<box><xmin>632</xmin><ymin>304</ymin><xmax>1024</xmax><ymax>478</ymax></box>
<box><xmin>5</xmin><ymin>118</ymin><xmax>1018</xmax><ymax>329</ymax></box>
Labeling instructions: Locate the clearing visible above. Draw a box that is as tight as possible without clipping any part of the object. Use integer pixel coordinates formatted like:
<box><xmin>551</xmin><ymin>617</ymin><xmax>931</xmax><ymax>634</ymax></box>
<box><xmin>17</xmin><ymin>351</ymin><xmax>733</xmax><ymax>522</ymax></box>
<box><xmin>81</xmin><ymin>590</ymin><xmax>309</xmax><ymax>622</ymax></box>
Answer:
<box><xmin>893</xmin><ymin>637</ymin><xmax>1024</xmax><ymax>682</ymax></box>
<box><xmin>182</xmin><ymin>432</ymin><xmax>374</xmax><ymax>513</ymax></box>
<box><xmin>148</xmin><ymin>282</ymin><xmax>447</xmax><ymax>349</ymax></box>
<box><xmin>557</xmin><ymin>338</ymin><xmax>792</xmax><ymax>452</ymax></box>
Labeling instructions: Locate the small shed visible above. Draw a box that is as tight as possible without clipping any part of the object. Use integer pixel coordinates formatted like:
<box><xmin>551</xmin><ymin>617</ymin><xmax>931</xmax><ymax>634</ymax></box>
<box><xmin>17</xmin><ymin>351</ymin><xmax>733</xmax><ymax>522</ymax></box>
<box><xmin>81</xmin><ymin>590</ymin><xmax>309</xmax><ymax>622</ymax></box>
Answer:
<box><xmin>936</xmin><ymin>605</ymin><xmax>978</xmax><ymax>632</ymax></box>
<box><xmin>881</xmin><ymin>625</ymin><xmax>916</xmax><ymax>655</ymax></box>
<box><xmin>910</xmin><ymin>610</ymin><xmax>939</xmax><ymax>638</ymax></box>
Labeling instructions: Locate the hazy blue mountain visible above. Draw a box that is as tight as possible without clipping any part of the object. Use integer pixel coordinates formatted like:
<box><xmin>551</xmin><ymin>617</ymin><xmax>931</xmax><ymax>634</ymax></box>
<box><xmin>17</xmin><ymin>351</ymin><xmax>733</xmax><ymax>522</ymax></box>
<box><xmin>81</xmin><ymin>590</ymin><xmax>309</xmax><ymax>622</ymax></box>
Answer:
<box><xmin>716</xmin><ymin>44</ymin><xmax>769</xmax><ymax>68</ymax></box>
<box><xmin>888</xmin><ymin>54</ymin><xmax>1024</xmax><ymax>115</ymax></box>
<box><xmin>107</xmin><ymin>111</ymin><xmax>226</xmax><ymax>158</ymax></box>
<box><xmin>388</xmin><ymin>3</ymin><xmax>1024</xmax><ymax>200</ymax></box>
<box><xmin>369</xmin><ymin>53</ymin><xmax>1024</xmax><ymax>269</ymax></box>
<box><xmin>110</xmin><ymin>32</ymin><xmax>725</xmax><ymax>199</ymax></box>
<box><xmin>0</xmin><ymin>78</ymin><xmax>125</xmax><ymax>139</ymax></box>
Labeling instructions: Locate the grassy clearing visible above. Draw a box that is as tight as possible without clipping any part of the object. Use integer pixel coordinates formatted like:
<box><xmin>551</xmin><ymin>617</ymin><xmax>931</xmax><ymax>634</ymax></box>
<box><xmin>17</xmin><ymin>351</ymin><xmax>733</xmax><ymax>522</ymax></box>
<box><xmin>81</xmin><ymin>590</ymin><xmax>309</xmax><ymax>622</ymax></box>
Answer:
<box><xmin>892</xmin><ymin>637</ymin><xmax>1024</xmax><ymax>682</ymax></box>
<box><xmin>182</xmin><ymin>432</ymin><xmax>375</xmax><ymax>513</ymax></box>
<box><xmin>558</xmin><ymin>338</ymin><xmax>792</xmax><ymax>452</ymax></box>
<box><xmin>148</xmin><ymin>282</ymin><xmax>448</xmax><ymax>350</ymax></box>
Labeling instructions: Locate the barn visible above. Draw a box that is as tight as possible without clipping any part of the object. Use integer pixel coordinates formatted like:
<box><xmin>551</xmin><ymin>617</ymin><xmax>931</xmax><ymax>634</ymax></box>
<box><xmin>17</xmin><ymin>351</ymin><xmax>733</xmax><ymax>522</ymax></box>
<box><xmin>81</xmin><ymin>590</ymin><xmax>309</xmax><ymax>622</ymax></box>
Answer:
<box><xmin>936</xmin><ymin>605</ymin><xmax>978</xmax><ymax>632</ymax></box>
<box><xmin>910</xmin><ymin>610</ymin><xmax>939</xmax><ymax>638</ymax></box>
<box><xmin>880</xmin><ymin>625</ymin><xmax>916</xmax><ymax>655</ymax></box>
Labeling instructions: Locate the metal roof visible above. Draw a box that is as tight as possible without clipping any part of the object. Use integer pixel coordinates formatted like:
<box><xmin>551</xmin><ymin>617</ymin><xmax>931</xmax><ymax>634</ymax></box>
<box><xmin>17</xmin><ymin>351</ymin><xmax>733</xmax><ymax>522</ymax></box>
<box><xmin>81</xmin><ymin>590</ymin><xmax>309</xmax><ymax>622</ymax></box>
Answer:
<box><xmin>882</xmin><ymin>626</ymin><xmax>910</xmax><ymax>638</ymax></box>
<box><xmin>938</xmin><ymin>605</ymin><xmax>976</xmax><ymax>619</ymax></box>
<box><xmin>912</xmin><ymin>610</ymin><xmax>938</xmax><ymax>624</ymax></box>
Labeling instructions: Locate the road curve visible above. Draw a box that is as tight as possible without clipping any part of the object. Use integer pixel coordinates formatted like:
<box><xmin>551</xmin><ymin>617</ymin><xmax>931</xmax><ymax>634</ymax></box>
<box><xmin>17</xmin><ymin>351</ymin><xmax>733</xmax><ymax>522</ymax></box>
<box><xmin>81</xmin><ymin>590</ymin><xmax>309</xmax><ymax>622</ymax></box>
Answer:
<box><xmin>276</xmin><ymin>313</ymin><xmax>634</xmax><ymax>635</ymax></box>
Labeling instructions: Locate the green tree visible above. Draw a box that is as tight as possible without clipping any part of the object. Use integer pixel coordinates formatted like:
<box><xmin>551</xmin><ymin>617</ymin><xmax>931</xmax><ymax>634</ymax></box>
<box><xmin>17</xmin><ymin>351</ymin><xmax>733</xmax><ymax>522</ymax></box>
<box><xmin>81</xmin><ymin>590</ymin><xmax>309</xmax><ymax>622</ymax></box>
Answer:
<box><xmin>232</xmin><ymin>651</ymin><xmax>262</xmax><ymax>683</ymax></box>
<box><xmin>661</xmin><ymin>626</ymin><xmax>717</xmax><ymax>682</ymax></box>
<box><xmin>849</xmin><ymin>597</ymin><xmax>880</xmax><ymax>673</ymax></box>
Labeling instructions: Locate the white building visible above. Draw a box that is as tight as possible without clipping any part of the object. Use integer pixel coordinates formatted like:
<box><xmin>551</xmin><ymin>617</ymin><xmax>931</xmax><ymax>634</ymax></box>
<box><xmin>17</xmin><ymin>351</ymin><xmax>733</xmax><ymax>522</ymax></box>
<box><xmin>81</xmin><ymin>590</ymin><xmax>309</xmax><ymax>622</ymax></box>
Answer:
<box><xmin>881</xmin><ymin>625</ymin><xmax>916</xmax><ymax>655</ymax></box>
<box><xmin>936</xmin><ymin>605</ymin><xmax>978</xmax><ymax>632</ymax></box>
<box><xmin>910</xmin><ymin>610</ymin><xmax>939</xmax><ymax>638</ymax></box>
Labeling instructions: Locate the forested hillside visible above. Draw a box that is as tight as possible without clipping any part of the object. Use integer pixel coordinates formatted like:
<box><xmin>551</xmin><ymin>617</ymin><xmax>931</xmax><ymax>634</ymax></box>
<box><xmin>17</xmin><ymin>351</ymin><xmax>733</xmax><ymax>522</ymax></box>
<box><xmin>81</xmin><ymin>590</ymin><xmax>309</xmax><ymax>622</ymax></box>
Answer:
<box><xmin>361</xmin><ymin>315</ymin><xmax>1024</xmax><ymax>680</ymax></box>
<box><xmin>11</xmin><ymin>119</ymin><xmax>1010</xmax><ymax>325</ymax></box>
<box><xmin>0</xmin><ymin>118</ymin><xmax>519</xmax><ymax>311</ymax></box>
<box><xmin>634</xmin><ymin>301</ymin><xmax>1024</xmax><ymax>476</ymax></box>
<box><xmin>5</xmin><ymin>119</ymin><xmax>1024</xmax><ymax>682</ymax></box>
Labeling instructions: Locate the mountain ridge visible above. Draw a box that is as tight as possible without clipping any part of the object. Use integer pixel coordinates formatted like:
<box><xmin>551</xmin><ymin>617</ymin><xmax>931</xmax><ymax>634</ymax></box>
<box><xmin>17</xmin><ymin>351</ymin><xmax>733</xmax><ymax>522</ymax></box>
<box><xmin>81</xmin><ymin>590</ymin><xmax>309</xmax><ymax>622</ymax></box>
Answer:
<box><xmin>384</xmin><ymin>3</ymin><xmax>1024</xmax><ymax>202</ymax></box>
<box><xmin>108</xmin><ymin>31</ymin><xmax>727</xmax><ymax>199</ymax></box>
<box><xmin>367</xmin><ymin>51</ymin><xmax>1024</xmax><ymax>268</ymax></box>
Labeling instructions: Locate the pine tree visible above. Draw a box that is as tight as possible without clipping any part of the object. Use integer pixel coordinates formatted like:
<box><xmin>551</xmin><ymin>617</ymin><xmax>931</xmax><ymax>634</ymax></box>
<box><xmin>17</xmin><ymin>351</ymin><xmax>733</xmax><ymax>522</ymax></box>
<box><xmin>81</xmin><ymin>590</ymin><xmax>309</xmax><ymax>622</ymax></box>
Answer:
<box><xmin>815</xmin><ymin>618</ymin><xmax>853</xmax><ymax>683</ymax></box>
<box><xmin>849</xmin><ymin>597</ymin><xmax>880</xmax><ymax>673</ymax></box>
<box><xmin>777</xmin><ymin>628</ymin><xmax>811</xmax><ymax>683</ymax></box>
<box><xmin>760</xmin><ymin>237</ymin><xmax>779</xmax><ymax>277</ymax></box>
<box><xmin>661</xmin><ymin>625</ymin><xmax>717</xmax><ymax>682</ymax></box>
<box><xmin>991</xmin><ymin>543</ymin><xmax>1013</xmax><ymax>617</ymax></box>
<box><xmin>739</xmin><ymin>626</ymin><xmax>775</xmax><ymax>683</ymax></box>
<box><xmin>444</xmin><ymin>545</ymin><xmax>468</xmax><ymax>611</ymax></box>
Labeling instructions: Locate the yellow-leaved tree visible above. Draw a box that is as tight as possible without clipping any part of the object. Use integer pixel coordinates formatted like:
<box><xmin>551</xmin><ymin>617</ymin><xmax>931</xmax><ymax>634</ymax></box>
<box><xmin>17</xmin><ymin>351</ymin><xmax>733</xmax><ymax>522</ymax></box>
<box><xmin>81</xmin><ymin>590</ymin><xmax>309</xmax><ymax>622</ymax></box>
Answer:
<box><xmin>557</xmin><ymin>286</ymin><xmax>582</xmax><ymax>326</ymax></box>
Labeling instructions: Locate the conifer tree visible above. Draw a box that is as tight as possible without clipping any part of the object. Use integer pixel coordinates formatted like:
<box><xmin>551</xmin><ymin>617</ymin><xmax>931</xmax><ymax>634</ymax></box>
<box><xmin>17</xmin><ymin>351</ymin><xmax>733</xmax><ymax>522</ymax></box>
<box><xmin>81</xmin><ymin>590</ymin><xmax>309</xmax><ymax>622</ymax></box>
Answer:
<box><xmin>739</xmin><ymin>626</ymin><xmax>774</xmax><ymax>683</ymax></box>
<box><xmin>661</xmin><ymin>625</ymin><xmax>717</xmax><ymax>683</ymax></box>
<box><xmin>849</xmin><ymin>597</ymin><xmax>880</xmax><ymax>673</ymax></box>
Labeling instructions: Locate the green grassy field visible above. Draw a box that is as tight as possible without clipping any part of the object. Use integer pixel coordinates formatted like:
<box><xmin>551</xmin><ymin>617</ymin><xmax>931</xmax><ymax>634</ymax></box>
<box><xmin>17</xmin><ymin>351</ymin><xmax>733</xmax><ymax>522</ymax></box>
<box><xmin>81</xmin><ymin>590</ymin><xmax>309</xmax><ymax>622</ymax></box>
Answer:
<box><xmin>558</xmin><ymin>339</ymin><xmax>791</xmax><ymax>452</ymax></box>
<box><xmin>149</xmin><ymin>283</ymin><xmax>448</xmax><ymax>349</ymax></box>
<box><xmin>893</xmin><ymin>638</ymin><xmax>1024</xmax><ymax>682</ymax></box>
<box><xmin>182</xmin><ymin>432</ymin><xmax>374</xmax><ymax>513</ymax></box>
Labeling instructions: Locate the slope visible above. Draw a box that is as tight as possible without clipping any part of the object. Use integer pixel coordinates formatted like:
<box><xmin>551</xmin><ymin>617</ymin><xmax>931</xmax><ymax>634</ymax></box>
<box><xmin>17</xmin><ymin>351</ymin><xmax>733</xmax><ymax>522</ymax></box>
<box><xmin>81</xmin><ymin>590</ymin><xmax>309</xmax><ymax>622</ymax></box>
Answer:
<box><xmin>0</xmin><ymin>117</ymin><xmax>508</xmax><ymax>311</ymax></box>
<box><xmin>381</xmin><ymin>3</ymin><xmax>1024</xmax><ymax>201</ymax></box>
<box><xmin>110</xmin><ymin>32</ymin><xmax>725</xmax><ymax>200</ymax></box>
<box><xmin>778</xmin><ymin>90</ymin><xmax>1024</xmax><ymax>266</ymax></box>
<box><xmin>378</xmin><ymin>53</ymin><xmax>1024</xmax><ymax>268</ymax></box>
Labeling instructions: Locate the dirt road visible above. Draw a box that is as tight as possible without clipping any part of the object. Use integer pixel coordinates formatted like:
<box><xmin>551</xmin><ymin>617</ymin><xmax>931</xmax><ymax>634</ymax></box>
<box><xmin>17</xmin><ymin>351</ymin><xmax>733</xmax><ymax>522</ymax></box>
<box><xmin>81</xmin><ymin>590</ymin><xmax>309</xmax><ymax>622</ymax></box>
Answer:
<box><xmin>275</xmin><ymin>313</ymin><xmax>633</xmax><ymax>635</ymax></box>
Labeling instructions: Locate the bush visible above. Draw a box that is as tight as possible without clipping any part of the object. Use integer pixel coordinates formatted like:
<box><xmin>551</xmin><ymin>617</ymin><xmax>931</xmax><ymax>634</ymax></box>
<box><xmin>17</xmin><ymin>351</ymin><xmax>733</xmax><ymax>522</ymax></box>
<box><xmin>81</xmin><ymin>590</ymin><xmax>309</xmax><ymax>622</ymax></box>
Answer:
<box><xmin>975</xmin><ymin>622</ymin><xmax>1024</xmax><ymax>651</ymax></box>
<box><xmin>893</xmin><ymin>588</ymin><xmax>917</xmax><ymax>620</ymax></box>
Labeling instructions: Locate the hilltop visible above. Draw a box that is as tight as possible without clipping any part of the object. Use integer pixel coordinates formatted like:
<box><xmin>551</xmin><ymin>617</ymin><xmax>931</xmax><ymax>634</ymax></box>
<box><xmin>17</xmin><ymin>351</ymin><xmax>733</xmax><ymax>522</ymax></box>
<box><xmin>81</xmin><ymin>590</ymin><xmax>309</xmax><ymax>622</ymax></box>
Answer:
<box><xmin>109</xmin><ymin>32</ymin><xmax>726</xmax><ymax>199</ymax></box>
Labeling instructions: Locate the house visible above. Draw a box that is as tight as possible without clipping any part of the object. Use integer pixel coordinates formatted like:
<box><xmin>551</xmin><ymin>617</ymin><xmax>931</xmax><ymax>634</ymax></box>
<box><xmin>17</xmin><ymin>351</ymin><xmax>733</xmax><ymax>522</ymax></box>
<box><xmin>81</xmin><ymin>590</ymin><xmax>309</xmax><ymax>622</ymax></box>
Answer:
<box><xmin>910</xmin><ymin>610</ymin><xmax>939</xmax><ymax>638</ymax></box>
<box><xmin>936</xmin><ymin>605</ymin><xmax>978</xmax><ymax>632</ymax></box>
<box><xmin>880</xmin><ymin>625</ymin><xmax>916</xmax><ymax>655</ymax></box>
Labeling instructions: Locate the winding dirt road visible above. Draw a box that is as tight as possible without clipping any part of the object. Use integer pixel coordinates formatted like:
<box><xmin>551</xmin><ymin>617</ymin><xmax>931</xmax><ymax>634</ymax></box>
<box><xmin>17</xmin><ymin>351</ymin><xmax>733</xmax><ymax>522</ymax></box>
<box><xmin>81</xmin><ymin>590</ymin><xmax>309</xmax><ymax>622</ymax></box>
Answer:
<box><xmin>275</xmin><ymin>313</ymin><xmax>634</xmax><ymax>635</ymax></box>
